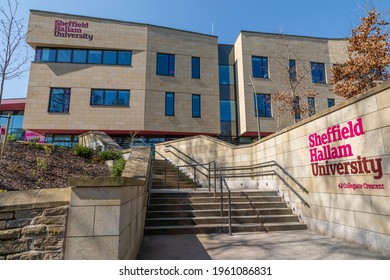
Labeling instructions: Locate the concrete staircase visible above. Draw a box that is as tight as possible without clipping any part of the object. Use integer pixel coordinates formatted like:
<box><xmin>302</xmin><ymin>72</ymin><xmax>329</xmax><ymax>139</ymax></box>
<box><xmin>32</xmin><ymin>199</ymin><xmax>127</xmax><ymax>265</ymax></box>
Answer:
<box><xmin>152</xmin><ymin>159</ymin><xmax>202</xmax><ymax>189</ymax></box>
<box><xmin>145</xmin><ymin>189</ymin><xmax>307</xmax><ymax>235</ymax></box>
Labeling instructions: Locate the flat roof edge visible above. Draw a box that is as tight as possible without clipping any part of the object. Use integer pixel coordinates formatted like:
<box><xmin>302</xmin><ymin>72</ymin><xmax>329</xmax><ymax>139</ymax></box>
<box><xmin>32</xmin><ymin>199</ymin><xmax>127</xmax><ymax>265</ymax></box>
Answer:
<box><xmin>240</xmin><ymin>30</ymin><xmax>347</xmax><ymax>41</ymax></box>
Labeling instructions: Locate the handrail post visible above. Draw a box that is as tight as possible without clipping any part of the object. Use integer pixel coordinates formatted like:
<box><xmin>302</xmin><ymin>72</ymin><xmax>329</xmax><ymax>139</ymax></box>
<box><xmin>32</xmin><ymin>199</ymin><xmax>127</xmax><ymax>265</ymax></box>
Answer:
<box><xmin>164</xmin><ymin>159</ymin><xmax>167</xmax><ymax>187</ymax></box>
<box><xmin>193</xmin><ymin>165</ymin><xmax>197</xmax><ymax>190</ymax></box>
<box><xmin>228</xmin><ymin>191</ymin><xmax>232</xmax><ymax>236</ymax></box>
<box><xmin>208</xmin><ymin>162</ymin><xmax>211</xmax><ymax>192</ymax></box>
<box><xmin>177</xmin><ymin>167</ymin><xmax>180</xmax><ymax>190</ymax></box>
<box><xmin>220</xmin><ymin>176</ymin><xmax>223</xmax><ymax>217</ymax></box>
<box><xmin>214</xmin><ymin>161</ymin><xmax>217</xmax><ymax>198</ymax></box>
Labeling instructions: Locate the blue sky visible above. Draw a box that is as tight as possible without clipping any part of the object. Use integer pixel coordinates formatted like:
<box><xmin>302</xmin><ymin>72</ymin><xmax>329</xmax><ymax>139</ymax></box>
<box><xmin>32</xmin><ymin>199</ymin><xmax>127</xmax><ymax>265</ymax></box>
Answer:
<box><xmin>2</xmin><ymin>0</ymin><xmax>389</xmax><ymax>99</ymax></box>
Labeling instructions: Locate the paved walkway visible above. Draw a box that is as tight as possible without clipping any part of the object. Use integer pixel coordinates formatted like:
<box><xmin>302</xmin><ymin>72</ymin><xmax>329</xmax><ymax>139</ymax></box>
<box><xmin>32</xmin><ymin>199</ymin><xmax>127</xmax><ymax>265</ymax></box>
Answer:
<box><xmin>137</xmin><ymin>230</ymin><xmax>389</xmax><ymax>260</ymax></box>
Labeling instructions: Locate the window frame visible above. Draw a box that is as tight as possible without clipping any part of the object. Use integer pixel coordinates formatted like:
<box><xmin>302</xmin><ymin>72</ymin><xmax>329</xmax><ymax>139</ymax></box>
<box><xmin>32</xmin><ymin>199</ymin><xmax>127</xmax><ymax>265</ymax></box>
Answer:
<box><xmin>254</xmin><ymin>93</ymin><xmax>272</xmax><ymax>118</ymax></box>
<box><xmin>252</xmin><ymin>56</ymin><xmax>269</xmax><ymax>79</ymax></box>
<box><xmin>48</xmin><ymin>88</ymin><xmax>71</xmax><ymax>113</ymax></box>
<box><xmin>327</xmin><ymin>98</ymin><xmax>335</xmax><ymax>108</ymax></box>
<box><xmin>289</xmin><ymin>59</ymin><xmax>297</xmax><ymax>81</ymax></box>
<box><xmin>90</xmin><ymin>89</ymin><xmax>130</xmax><ymax>107</ymax></box>
<box><xmin>192</xmin><ymin>94</ymin><xmax>201</xmax><ymax>118</ymax></box>
<box><xmin>192</xmin><ymin>57</ymin><xmax>200</xmax><ymax>79</ymax></box>
<box><xmin>165</xmin><ymin>92</ymin><xmax>175</xmax><ymax>116</ymax></box>
<box><xmin>157</xmin><ymin>53</ymin><xmax>175</xmax><ymax>76</ymax></box>
<box><xmin>310</xmin><ymin>62</ymin><xmax>326</xmax><ymax>83</ymax></box>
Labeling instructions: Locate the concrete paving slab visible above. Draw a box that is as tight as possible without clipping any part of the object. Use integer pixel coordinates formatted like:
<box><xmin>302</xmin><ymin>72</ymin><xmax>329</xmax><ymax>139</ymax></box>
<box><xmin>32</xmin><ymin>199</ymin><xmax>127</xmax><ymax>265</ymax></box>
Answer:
<box><xmin>137</xmin><ymin>230</ymin><xmax>390</xmax><ymax>260</ymax></box>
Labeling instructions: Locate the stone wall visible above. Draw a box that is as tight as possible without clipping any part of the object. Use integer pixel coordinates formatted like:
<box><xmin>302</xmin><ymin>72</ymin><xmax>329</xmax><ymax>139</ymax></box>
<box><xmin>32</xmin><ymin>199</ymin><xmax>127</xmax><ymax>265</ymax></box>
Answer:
<box><xmin>156</xmin><ymin>82</ymin><xmax>390</xmax><ymax>255</ymax></box>
<box><xmin>0</xmin><ymin>188</ymin><xmax>70</xmax><ymax>260</ymax></box>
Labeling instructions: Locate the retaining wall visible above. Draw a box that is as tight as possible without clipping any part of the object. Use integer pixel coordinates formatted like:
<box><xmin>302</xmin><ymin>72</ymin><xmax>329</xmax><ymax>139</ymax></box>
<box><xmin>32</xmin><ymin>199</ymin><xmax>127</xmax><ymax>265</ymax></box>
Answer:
<box><xmin>156</xmin><ymin>82</ymin><xmax>390</xmax><ymax>255</ymax></box>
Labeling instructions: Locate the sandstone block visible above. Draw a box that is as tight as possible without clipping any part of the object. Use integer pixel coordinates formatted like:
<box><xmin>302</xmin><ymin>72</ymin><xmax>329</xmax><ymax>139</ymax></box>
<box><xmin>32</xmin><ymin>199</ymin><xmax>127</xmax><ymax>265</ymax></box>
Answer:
<box><xmin>7</xmin><ymin>252</ymin><xmax>44</xmax><ymax>260</ymax></box>
<box><xmin>22</xmin><ymin>225</ymin><xmax>47</xmax><ymax>237</ymax></box>
<box><xmin>0</xmin><ymin>228</ymin><xmax>21</xmax><ymax>240</ymax></box>
<box><xmin>6</xmin><ymin>218</ymin><xmax>31</xmax><ymax>229</ymax></box>
<box><xmin>44</xmin><ymin>252</ymin><xmax>63</xmax><ymax>260</ymax></box>
<box><xmin>0</xmin><ymin>239</ymin><xmax>32</xmax><ymax>254</ymax></box>
<box><xmin>47</xmin><ymin>226</ymin><xmax>64</xmax><ymax>237</ymax></box>
<box><xmin>34</xmin><ymin>237</ymin><xmax>63</xmax><ymax>251</ymax></box>
<box><xmin>15</xmin><ymin>210</ymin><xmax>43</xmax><ymax>219</ymax></box>
<box><xmin>43</xmin><ymin>207</ymin><xmax>67</xmax><ymax>216</ymax></box>
<box><xmin>0</xmin><ymin>212</ymin><xmax>14</xmax><ymax>220</ymax></box>
<box><xmin>32</xmin><ymin>216</ymin><xmax>65</xmax><ymax>225</ymax></box>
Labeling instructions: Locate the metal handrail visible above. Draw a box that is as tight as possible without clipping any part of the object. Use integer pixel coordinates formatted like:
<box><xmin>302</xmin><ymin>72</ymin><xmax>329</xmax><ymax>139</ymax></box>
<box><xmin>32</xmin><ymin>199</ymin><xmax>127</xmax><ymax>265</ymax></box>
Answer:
<box><xmin>214</xmin><ymin>161</ymin><xmax>232</xmax><ymax>236</ymax></box>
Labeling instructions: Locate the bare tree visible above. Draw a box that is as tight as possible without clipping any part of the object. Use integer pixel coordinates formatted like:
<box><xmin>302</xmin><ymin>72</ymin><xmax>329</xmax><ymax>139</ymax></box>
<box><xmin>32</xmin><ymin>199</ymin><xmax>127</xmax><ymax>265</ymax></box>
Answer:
<box><xmin>271</xmin><ymin>36</ymin><xmax>317</xmax><ymax>130</ymax></box>
<box><xmin>0</xmin><ymin>0</ymin><xmax>29</xmax><ymax>106</ymax></box>
<box><xmin>330</xmin><ymin>8</ymin><xmax>390</xmax><ymax>98</ymax></box>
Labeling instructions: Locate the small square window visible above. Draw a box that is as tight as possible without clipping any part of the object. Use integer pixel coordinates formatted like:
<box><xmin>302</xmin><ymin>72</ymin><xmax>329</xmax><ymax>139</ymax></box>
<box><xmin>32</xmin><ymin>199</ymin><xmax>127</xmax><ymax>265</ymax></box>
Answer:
<box><xmin>311</xmin><ymin>62</ymin><xmax>326</xmax><ymax>83</ymax></box>
<box><xmin>88</xmin><ymin>50</ymin><xmax>102</xmax><ymax>64</ymax></box>
<box><xmin>103</xmin><ymin>51</ymin><xmax>117</xmax><ymax>64</ymax></box>
<box><xmin>157</xmin><ymin>53</ymin><xmax>175</xmax><ymax>76</ymax></box>
<box><xmin>252</xmin><ymin>56</ymin><xmax>269</xmax><ymax>79</ymax></box>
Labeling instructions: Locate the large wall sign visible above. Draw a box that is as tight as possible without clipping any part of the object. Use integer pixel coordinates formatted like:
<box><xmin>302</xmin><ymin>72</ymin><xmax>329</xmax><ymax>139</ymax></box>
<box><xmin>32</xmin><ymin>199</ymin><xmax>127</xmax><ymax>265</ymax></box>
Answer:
<box><xmin>54</xmin><ymin>20</ymin><xmax>94</xmax><ymax>41</ymax></box>
<box><xmin>308</xmin><ymin>118</ymin><xmax>384</xmax><ymax>189</ymax></box>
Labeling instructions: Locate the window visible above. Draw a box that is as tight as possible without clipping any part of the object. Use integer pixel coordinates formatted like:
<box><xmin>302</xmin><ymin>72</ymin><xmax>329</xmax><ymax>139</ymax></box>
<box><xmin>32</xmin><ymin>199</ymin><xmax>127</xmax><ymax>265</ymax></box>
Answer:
<box><xmin>220</xmin><ymin>100</ymin><xmax>236</xmax><ymax>121</ymax></box>
<box><xmin>254</xmin><ymin>93</ymin><xmax>271</xmax><ymax>117</ymax></box>
<box><xmin>328</xmin><ymin>98</ymin><xmax>335</xmax><ymax>108</ymax></box>
<box><xmin>35</xmin><ymin>47</ymin><xmax>132</xmax><ymax>66</ymax></box>
<box><xmin>88</xmin><ymin>50</ymin><xmax>102</xmax><ymax>64</ymax></box>
<box><xmin>90</xmin><ymin>89</ymin><xmax>130</xmax><ymax>106</ymax></box>
<box><xmin>311</xmin><ymin>62</ymin><xmax>326</xmax><ymax>83</ymax></box>
<box><xmin>192</xmin><ymin>57</ymin><xmax>200</xmax><ymax>79</ymax></box>
<box><xmin>41</xmin><ymin>48</ymin><xmax>57</xmax><ymax>62</ymax></box>
<box><xmin>192</xmin><ymin>94</ymin><xmax>201</xmax><ymax>118</ymax></box>
<box><xmin>308</xmin><ymin>97</ymin><xmax>316</xmax><ymax>116</ymax></box>
<box><xmin>252</xmin><ymin>56</ymin><xmax>269</xmax><ymax>79</ymax></box>
<box><xmin>219</xmin><ymin>65</ymin><xmax>235</xmax><ymax>85</ymax></box>
<box><xmin>289</xmin><ymin>59</ymin><xmax>297</xmax><ymax>81</ymax></box>
<box><xmin>118</xmin><ymin>51</ymin><xmax>132</xmax><ymax>65</ymax></box>
<box><xmin>293</xmin><ymin>96</ymin><xmax>300</xmax><ymax>120</ymax></box>
<box><xmin>57</xmin><ymin>49</ymin><xmax>72</xmax><ymax>63</ymax></box>
<box><xmin>165</xmin><ymin>92</ymin><xmax>175</xmax><ymax>116</ymax></box>
<box><xmin>103</xmin><ymin>50</ymin><xmax>117</xmax><ymax>64</ymax></box>
<box><xmin>157</xmin><ymin>53</ymin><xmax>175</xmax><ymax>76</ymax></box>
<box><xmin>45</xmin><ymin>134</ymin><xmax>78</xmax><ymax>148</ymax></box>
<box><xmin>72</xmin><ymin>49</ymin><xmax>87</xmax><ymax>63</ymax></box>
<box><xmin>48</xmin><ymin>88</ymin><xmax>71</xmax><ymax>113</ymax></box>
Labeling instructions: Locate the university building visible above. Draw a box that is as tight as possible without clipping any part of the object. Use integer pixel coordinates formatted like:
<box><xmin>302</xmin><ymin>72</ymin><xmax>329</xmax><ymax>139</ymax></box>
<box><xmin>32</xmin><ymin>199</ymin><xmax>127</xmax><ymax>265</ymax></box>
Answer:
<box><xmin>21</xmin><ymin>10</ymin><xmax>347</xmax><ymax>147</ymax></box>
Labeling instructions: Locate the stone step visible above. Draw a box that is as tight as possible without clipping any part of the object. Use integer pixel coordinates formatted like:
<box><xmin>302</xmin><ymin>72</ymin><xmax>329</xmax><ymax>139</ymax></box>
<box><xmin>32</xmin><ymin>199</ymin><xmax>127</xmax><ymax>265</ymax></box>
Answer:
<box><xmin>146</xmin><ymin>208</ymin><xmax>294</xmax><ymax>218</ymax></box>
<box><xmin>145</xmin><ymin>215</ymin><xmax>299</xmax><ymax>226</ymax></box>
<box><xmin>147</xmin><ymin>202</ymin><xmax>288</xmax><ymax>211</ymax></box>
<box><xmin>149</xmin><ymin>196</ymin><xmax>282</xmax><ymax>204</ymax></box>
<box><xmin>144</xmin><ymin>222</ymin><xmax>307</xmax><ymax>235</ymax></box>
<box><xmin>149</xmin><ymin>191</ymin><xmax>278</xmax><ymax>198</ymax></box>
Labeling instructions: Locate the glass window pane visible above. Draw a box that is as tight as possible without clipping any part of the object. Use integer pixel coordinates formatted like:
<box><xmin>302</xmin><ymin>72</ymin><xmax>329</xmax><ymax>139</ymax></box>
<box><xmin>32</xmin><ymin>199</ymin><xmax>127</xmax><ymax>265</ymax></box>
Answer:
<box><xmin>118</xmin><ymin>90</ymin><xmax>130</xmax><ymax>106</ymax></box>
<box><xmin>103</xmin><ymin>51</ymin><xmax>117</xmax><ymax>64</ymax></box>
<box><xmin>165</xmin><ymin>92</ymin><xmax>175</xmax><ymax>116</ymax></box>
<box><xmin>255</xmin><ymin>94</ymin><xmax>271</xmax><ymax>117</ymax></box>
<box><xmin>308</xmin><ymin>97</ymin><xmax>316</xmax><ymax>116</ymax></box>
<box><xmin>91</xmin><ymin>90</ymin><xmax>104</xmax><ymax>105</ymax></box>
<box><xmin>157</xmin><ymin>53</ymin><xmax>169</xmax><ymax>75</ymax></box>
<box><xmin>118</xmin><ymin>51</ymin><xmax>132</xmax><ymax>65</ymax></box>
<box><xmin>73</xmin><ymin>49</ymin><xmax>87</xmax><ymax>63</ymax></box>
<box><xmin>220</xmin><ymin>100</ymin><xmax>236</xmax><ymax>121</ymax></box>
<box><xmin>252</xmin><ymin>56</ymin><xmax>269</xmax><ymax>79</ymax></box>
<box><xmin>219</xmin><ymin>65</ymin><xmax>235</xmax><ymax>85</ymax></box>
<box><xmin>88</xmin><ymin>50</ymin><xmax>102</xmax><ymax>64</ymax></box>
<box><xmin>192</xmin><ymin>57</ymin><xmax>200</xmax><ymax>79</ymax></box>
<box><xmin>49</xmin><ymin>88</ymin><xmax>66</xmax><ymax>112</ymax></box>
<box><xmin>311</xmin><ymin>62</ymin><xmax>326</xmax><ymax>83</ymax></box>
<box><xmin>328</xmin><ymin>98</ymin><xmax>335</xmax><ymax>108</ymax></box>
<box><xmin>35</xmin><ymin>48</ymin><xmax>42</xmax><ymax>62</ymax></box>
<box><xmin>192</xmin><ymin>94</ymin><xmax>201</xmax><ymax>117</ymax></box>
<box><xmin>104</xmin><ymin>90</ymin><xmax>117</xmax><ymax>105</ymax></box>
<box><xmin>57</xmin><ymin>49</ymin><xmax>72</xmax><ymax>63</ymax></box>
<box><xmin>289</xmin><ymin>59</ymin><xmax>296</xmax><ymax>80</ymax></box>
<box><xmin>168</xmin><ymin>54</ymin><xmax>175</xmax><ymax>76</ymax></box>
<box><xmin>41</xmin><ymin>48</ymin><xmax>57</xmax><ymax>62</ymax></box>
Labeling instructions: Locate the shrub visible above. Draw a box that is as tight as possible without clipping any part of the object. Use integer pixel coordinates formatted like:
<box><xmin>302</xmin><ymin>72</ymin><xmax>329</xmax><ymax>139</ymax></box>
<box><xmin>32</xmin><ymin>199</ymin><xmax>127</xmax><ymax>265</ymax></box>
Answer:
<box><xmin>27</xmin><ymin>137</ymin><xmax>44</xmax><ymax>149</ymax></box>
<box><xmin>72</xmin><ymin>144</ymin><xmax>94</xmax><ymax>159</ymax></box>
<box><xmin>7</xmin><ymin>134</ymin><xmax>17</xmax><ymax>142</ymax></box>
<box><xmin>111</xmin><ymin>158</ymin><xmax>126</xmax><ymax>176</ymax></box>
<box><xmin>98</xmin><ymin>149</ymin><xmax>122</xmax><ymax>161</ymax></box>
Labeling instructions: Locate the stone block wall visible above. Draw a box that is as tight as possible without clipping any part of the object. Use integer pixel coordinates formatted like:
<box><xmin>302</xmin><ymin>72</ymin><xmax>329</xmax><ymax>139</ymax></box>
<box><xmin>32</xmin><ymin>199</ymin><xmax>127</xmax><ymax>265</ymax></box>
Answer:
<box><xmin>0</xmin><ymin>188</ymin><xmax>70</xmax><ymax>260</ymax></box>
<box><xmin>65</xmin><ymin>177</ymin><xmax>147</xmax><ymax>260</ymax></box>
<box><xmin>156</xmin><ymin>82</ymin><xmax>390</xmax><ymax>255</ymax></box>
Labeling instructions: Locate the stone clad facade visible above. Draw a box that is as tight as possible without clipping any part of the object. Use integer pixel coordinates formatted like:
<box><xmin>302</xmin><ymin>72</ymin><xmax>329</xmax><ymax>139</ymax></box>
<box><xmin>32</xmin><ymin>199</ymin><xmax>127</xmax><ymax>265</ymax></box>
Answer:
<box><xmin>24</xmin><ymin>10</ymin><xmax>347</xmax><ymax>146</ymax></box>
